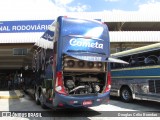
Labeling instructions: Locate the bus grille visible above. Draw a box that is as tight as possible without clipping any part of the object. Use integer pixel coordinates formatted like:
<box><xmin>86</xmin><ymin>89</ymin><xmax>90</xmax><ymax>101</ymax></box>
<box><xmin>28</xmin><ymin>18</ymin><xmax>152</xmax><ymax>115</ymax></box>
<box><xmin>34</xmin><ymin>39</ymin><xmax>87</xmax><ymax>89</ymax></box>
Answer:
<box><xmin>149</xmin><ymin>80</ymin><xmax>160</xmax><ymax>93</ymax></box>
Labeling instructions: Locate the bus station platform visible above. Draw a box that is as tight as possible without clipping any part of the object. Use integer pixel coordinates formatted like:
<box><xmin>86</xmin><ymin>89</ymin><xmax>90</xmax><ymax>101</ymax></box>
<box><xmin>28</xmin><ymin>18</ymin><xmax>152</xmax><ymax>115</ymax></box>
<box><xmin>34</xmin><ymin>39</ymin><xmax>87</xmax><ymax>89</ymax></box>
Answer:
<box><xmin>0</xmin><ymin>90</ymin><xmax>24</xmax><ymax>99</ymax></box>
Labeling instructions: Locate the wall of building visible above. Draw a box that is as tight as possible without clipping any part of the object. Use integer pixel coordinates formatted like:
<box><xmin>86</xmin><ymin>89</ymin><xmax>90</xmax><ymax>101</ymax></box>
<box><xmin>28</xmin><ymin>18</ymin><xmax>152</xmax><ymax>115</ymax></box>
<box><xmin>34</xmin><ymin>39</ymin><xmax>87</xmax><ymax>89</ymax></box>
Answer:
<box><xmin>0</xmin><ymin>43</ymin><xmax>33</xmax><ymax>70</ymax></box>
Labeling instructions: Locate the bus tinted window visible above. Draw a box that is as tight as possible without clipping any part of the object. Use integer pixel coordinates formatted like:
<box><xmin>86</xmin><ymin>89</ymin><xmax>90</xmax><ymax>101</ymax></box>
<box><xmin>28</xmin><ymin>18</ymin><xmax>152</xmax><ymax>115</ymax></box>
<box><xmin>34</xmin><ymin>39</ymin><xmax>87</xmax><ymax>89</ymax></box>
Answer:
<box><xmin>111</xmin><ymin>49</ymin><xmax>160</xmax><ymax>69</ymax></box>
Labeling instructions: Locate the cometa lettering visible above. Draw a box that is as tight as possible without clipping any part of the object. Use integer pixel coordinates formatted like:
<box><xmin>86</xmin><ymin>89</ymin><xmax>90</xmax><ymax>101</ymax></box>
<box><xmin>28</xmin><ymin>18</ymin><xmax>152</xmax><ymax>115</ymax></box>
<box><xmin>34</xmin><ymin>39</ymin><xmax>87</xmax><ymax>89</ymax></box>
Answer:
<box><xmin>69</xmin><ymin>38</ymin><xmax>103</xmax><ymax>49</ymax></box>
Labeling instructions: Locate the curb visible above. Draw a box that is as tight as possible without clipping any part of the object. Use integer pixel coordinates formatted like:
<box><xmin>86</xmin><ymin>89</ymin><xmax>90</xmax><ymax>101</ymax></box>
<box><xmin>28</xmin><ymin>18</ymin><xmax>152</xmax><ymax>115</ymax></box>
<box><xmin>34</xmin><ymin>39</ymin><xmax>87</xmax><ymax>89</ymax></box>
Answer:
<box><xmin>0</xmin><ymin>95</ymin><xmax>24</xmax><ymax>99</ymax></box>
<box><xmin>0</xmin><ymin>91</ymin><xmax>25</xmax><ymax>99</ymax></box>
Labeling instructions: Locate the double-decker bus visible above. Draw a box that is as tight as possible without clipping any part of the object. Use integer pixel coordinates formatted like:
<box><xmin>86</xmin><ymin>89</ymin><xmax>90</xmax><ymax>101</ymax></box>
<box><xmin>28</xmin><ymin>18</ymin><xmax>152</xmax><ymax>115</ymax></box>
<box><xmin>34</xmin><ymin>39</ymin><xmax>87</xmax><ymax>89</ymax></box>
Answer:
<box><xmin>111</xmin><ymin>43</ymin><xmax>160</xmax><ymax>102</ymax></box>
<box><xmin>24</xmin><ymin>16</ymin><xmax>126</xmax><ymax>109</ymax></box>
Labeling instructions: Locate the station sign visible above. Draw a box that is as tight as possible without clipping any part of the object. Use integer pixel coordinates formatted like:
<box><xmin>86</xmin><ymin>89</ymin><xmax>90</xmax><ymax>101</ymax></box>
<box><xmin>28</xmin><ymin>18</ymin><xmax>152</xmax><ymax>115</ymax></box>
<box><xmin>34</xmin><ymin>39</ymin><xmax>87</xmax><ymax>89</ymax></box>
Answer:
<box><xmin>0</xmin><ymin>19</ymin><xmax>101</xmax><ymax>33</ymax></box>
<box><xmin>0</xmin><ymin>20</ymin><xmax>53</xmax><ymax>33</ymax></box>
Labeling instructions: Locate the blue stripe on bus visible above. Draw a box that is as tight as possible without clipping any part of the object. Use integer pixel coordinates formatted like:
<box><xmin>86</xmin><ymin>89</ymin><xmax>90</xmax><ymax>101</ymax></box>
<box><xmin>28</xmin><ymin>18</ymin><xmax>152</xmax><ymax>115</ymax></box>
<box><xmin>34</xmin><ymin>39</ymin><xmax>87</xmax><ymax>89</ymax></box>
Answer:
<box><xmin>111</xmin><ymin>66</ymin><xmax>160</xmax><ymax>77</ymax></box>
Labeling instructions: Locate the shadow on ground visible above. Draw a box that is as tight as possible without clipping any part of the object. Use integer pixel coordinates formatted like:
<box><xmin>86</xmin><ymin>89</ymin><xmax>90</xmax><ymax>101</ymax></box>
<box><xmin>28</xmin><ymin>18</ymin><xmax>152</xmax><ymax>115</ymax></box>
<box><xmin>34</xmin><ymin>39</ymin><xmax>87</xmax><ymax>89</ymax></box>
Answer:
<box><xmin>109</xmin><ymin>96</ymin><xmax>160</xmax><ymax>111</ymax></box>
<box><xmin>8</xmin><ymin>94</ymin><xmax>105</xmax><ymax>120</ymax></box>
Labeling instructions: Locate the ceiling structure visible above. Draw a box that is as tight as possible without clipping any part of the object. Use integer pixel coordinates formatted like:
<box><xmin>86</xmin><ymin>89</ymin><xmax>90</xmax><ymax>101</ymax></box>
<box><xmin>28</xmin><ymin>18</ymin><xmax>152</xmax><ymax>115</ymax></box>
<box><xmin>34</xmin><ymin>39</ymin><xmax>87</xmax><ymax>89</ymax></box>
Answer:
<box><xmin>107</xmin><ymin>22</ymin><xmax>160</xmax><ymax>31</ymax></box>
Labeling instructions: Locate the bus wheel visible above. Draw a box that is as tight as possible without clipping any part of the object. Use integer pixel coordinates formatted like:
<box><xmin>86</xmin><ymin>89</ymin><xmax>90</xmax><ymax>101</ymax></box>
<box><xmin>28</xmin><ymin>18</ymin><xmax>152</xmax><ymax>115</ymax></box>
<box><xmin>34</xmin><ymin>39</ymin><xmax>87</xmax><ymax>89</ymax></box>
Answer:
<box><xmin>120</xmin><ymin>87</ymin><xmax>132</xmax><ymax>102</ymax></box>
<box><xmin>40</xmin><ymin>93</ymin><xmax>48</xmax><ymax>109</ymax></box>
<box><xmin>35</xmin><ymin>91</ymin><xmax>40</xmax><ymax>105</ymax></box>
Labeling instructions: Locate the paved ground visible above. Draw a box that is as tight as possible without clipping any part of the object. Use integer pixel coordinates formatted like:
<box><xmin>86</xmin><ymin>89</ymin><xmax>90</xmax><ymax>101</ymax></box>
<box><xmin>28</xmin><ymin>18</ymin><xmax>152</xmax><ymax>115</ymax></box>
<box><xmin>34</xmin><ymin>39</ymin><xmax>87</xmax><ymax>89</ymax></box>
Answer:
<box><xmin>0</xmin><ymin>94</ymin><xmax>160</xmax><ymax>120</ymax></box>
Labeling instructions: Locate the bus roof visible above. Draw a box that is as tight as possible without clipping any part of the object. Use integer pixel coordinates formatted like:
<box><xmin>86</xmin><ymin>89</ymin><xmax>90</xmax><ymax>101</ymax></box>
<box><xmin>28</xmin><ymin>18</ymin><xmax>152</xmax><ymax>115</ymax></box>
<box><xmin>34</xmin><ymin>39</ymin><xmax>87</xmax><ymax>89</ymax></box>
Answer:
<box><xmin>111</xmin><ymin>42</ymin><xmax>160</xmax><ymax>58</ymax></box>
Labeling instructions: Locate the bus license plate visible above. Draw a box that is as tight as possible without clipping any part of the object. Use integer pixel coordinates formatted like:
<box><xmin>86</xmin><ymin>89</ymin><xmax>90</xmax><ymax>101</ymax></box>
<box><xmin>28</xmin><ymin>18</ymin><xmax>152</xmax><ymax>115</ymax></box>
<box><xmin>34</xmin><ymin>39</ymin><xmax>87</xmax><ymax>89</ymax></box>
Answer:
<box><xmin>83</xmin><ymin>100</ymin><xmax>92</xmax><ymax>105</ymax></box>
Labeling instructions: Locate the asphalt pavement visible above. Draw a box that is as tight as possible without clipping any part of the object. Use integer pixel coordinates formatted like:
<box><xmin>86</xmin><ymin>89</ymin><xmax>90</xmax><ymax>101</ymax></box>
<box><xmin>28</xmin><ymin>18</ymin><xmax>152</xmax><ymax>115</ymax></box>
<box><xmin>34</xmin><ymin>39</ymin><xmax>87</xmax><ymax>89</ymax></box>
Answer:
<box><xmin>0</xmin><ymin>93</ymin><xmax>160</xmax><ymax>120</ymax></box>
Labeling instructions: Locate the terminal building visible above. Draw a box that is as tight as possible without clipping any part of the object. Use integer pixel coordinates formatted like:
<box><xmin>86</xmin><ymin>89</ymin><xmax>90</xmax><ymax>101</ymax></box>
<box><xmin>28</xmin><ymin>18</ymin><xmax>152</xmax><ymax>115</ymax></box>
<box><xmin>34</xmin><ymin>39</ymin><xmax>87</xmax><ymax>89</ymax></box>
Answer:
<box><xmin>0</xmin><ymin>12</ymin><xmax>160</xmax><ymax>90</ymax></box>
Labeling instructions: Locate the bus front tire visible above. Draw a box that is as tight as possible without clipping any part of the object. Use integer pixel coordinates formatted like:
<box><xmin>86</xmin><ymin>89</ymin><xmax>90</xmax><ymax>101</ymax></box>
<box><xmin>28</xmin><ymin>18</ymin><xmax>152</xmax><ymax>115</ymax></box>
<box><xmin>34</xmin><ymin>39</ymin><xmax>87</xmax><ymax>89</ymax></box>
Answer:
<box><xmin>40</xmin><ymin>93</ymin><xmax>48</xmax><ymax>109</ymax></box>
<box><xmin>120</xmin><ymin>87</ymin><xmax>132</xmax><ymax>102</ymax></box>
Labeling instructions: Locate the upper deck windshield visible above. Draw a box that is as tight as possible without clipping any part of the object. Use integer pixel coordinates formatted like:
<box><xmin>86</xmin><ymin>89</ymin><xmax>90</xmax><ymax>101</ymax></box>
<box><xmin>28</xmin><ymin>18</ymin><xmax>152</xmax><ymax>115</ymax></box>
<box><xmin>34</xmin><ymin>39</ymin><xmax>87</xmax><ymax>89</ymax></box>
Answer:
<box><xmin>59</xmin><ymin>17</ymin><xmax>110</xmax><ymax>57</ymax></box>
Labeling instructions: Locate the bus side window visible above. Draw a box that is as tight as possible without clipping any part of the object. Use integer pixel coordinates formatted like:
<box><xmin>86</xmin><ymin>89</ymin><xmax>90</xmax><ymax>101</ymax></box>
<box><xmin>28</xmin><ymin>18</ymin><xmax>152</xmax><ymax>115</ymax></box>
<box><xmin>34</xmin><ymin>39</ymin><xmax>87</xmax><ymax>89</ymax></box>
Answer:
<box><xmin>111</xmin><ymin>63</ymin><xmax>114</xmax><ymax>69</ymax></box>
<box><xmin>157</xmin><ymin>56</ymin><xmax>160</xmax><ymax>64</ymax></box>
<box><xmin>45</xmin><ymin>62</ymin><xmax>53</xmax><ymax>79</ymax></box>
<box><xmin>129</xmin><ymin>56</ymin><xmax>139</xmax><ymax>67</ymax></box>
<box><xmin>144</xmin><ymin>56</ymin><xmax>156</xmax><ymax>65</ymax></box>
<box><xmin>111</xmin><ymin>63</ymin><xmax>121</xmax><ymax>69</ymax></box>
<box><xmin>130</xmin><ymin>58</ymin><xmax>139</xmax><ymax>67</ymax></box>
<box><xmin>53</xmin><ymin>41</ymin><xmax>57</xmax><ymax>54</ymax></box>
<box><xmin>130</xmin><ymin>59</ymin><xmax>136</xmax><ymax>66</ymax></box>
<box><xmin>111</xmin><ymin>63</ymin><xmax>116</xmax><ymax>69</ymax></box>
<box><xmin>116</xmin><ymin>63</ymin><xmax>123</xmax><ymax>69</ymax></box>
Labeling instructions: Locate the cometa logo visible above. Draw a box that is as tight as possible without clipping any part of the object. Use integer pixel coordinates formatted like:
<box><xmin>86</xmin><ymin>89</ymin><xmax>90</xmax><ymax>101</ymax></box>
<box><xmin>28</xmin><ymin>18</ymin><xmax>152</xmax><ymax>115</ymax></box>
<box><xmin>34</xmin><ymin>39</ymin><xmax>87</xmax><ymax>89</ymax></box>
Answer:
<box><xmin>69</xmin><ymin>38</ymin><xmax>103</xmax><ymax>49</ymax></box>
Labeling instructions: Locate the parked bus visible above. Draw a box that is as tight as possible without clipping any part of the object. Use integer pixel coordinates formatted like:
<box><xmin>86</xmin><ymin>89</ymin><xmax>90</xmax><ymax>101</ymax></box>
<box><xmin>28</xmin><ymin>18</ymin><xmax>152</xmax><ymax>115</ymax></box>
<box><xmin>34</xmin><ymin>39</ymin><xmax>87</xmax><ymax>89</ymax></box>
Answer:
<box><xmin>111</xmin><ymin>43</ymin><xmax>160</xmax><ymax>102</ymax></box>
<box><xmin>24</xmin><ymin>16</ymin><xmax>126</xmax><ymax>109</ymax></box>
